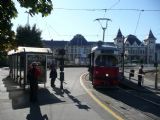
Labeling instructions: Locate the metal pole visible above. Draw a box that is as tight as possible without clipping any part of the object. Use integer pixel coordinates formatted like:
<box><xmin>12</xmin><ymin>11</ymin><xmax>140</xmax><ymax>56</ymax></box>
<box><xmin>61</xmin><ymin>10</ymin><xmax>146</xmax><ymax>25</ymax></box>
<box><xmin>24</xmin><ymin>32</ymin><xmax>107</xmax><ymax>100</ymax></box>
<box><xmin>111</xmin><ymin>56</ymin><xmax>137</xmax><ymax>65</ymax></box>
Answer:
<box><xmin>95</xmin><ymin>18</ymin><xmax>111</xmax><ymax>42</ymax></box>
<box><xmin>155</xmin><ymin>66</ymin><xmax>158</xmax><ymax>89</ymax></box>
<box><xmin>122</xmin><ymin>36</ymin><xmax>125</xmax><ymax>79</ymax></box>
<box><xmin>155</xmin><ymin>52</ymin><xmax>158</xmax><ymax>89</ymax></box>
<box><xmin>25</xmin><ymin>11</ymin><xmax>30</xmax><ymax>25</ymax></box>
<box><xmin>102</xmin><ymin>28</ymin><xmax>106</xmax><ymax>42</ymax></box>
<box><xmin>147</xmin><ymin>45</ymin><xmax>149</xmax><ymax>65</ymax></box>
<box><xmin>51</xmin><ymin>39</ymin><xmax>53</xmax><ymax>62</ymax></box>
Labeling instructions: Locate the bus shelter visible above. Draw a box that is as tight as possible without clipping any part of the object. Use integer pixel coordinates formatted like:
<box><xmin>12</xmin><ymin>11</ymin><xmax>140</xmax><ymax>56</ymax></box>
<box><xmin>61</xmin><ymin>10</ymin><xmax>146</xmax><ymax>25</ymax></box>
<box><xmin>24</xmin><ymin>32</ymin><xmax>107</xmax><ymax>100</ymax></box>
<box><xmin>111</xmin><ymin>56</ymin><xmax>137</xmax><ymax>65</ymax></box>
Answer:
<box><xmin>8</xmin><ymin>46</ymin><xmax>52</xmax><ymax>89</ymax></box>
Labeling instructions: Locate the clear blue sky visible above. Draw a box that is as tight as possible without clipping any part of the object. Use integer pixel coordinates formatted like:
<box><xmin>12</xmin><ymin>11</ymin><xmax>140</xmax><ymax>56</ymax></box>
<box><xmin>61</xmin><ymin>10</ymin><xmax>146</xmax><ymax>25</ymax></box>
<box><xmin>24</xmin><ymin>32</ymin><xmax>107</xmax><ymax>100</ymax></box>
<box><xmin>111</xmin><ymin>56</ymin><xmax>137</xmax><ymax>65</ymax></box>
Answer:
<box><xmin>12</xmin><ymin>0</ymin><xmax>160</xmax><ymax>43</ymax></box>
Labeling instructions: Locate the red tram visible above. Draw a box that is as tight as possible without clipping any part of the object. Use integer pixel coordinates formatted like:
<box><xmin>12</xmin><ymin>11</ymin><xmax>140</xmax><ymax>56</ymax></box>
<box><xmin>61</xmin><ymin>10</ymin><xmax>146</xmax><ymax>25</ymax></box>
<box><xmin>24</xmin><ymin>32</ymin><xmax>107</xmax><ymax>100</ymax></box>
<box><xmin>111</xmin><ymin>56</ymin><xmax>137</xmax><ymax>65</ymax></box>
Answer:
<box><xmin>88</xmin><ymin>44</ymin><xmax>119</xmax><ymax>88</ymax></box>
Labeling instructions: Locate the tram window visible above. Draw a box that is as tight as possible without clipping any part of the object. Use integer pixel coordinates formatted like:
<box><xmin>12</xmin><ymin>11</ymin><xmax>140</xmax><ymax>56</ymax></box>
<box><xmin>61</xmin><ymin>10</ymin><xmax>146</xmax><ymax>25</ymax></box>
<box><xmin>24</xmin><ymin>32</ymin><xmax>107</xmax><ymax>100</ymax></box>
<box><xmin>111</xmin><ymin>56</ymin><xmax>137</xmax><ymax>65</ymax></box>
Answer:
<box><xmin>95</xmin><ymin>55</ymin><xmax>117</xmax><ymax>67</ymax></box>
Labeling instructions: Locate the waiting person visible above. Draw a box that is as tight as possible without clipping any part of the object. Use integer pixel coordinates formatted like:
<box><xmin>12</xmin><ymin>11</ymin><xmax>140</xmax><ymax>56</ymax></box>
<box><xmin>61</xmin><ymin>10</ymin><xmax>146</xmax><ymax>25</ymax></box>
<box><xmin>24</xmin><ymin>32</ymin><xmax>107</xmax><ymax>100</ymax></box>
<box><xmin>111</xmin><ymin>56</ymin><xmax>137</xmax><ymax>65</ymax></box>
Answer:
<box><xmin>138</xmin><ymin>65</ymin><xmax>145</xmax><ymax>86</ymax></box>
<box><xmin>27</xmin><ymin>62</ymin><xmax>41</xmax><ymax>102</ymax></box>
<box><xmin>50</xmin><ymin>63</ymin><xmax>57</xmax><ymax>88</ymax></box>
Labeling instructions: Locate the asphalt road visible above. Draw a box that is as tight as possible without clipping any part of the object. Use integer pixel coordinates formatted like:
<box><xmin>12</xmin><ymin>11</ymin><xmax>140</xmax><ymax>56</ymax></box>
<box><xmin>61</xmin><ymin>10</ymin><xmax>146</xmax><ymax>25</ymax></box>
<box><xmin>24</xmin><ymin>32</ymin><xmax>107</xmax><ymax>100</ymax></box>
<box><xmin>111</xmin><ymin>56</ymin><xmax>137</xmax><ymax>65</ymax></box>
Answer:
<box><xmin>0</xmin><ymin>67</ymin><xmax>118</xmax><ymax>120</ymax></box>
<box><xmin>1</xmin><ymin>67</ymin><xmax>159</xmax><ymax>120</ymax></box>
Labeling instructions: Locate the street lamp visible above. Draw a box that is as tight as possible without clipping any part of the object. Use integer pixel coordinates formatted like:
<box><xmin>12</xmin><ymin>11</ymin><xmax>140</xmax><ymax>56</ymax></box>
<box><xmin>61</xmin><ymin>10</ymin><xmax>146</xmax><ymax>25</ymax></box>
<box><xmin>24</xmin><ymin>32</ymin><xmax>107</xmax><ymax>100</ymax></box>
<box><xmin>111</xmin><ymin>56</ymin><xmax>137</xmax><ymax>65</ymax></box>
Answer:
<box><xmin>95</xmin><ymin>18</ymin><xmax>111</xmax><ymax>42</ymax></box>
<box><xmin>25</xmin><ymin>11</ymin><xmax>31</xmax><ymax>25</ymax></box>
<box><xmin>58</xmin><ymin>49</ymin><xmax>65</xmax><ymax>90</ymax></box>
<box><xmin>51</xmin><ymin>39</ymin><xmax>54</xmax><ymax>62</ymax></box>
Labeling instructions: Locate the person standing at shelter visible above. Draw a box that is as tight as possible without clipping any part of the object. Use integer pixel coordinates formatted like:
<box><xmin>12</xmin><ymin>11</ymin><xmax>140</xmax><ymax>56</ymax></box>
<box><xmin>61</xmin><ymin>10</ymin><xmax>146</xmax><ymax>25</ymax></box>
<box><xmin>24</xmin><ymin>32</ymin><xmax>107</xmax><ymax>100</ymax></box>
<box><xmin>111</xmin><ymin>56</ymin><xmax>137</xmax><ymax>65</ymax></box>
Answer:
<box><xmin>138</xmin><ymin>65</ymin><xmax>145</xmax><ymax>86</ymax></box>
<box><xmin>27</xmin><ymin>62</ymin><xmax>42</xmax><ymax>102</ymax></box>
<box><xmin>50</xmin><ymin>63</ymin><xmax>57</xmax><ymax>88</ymax></box>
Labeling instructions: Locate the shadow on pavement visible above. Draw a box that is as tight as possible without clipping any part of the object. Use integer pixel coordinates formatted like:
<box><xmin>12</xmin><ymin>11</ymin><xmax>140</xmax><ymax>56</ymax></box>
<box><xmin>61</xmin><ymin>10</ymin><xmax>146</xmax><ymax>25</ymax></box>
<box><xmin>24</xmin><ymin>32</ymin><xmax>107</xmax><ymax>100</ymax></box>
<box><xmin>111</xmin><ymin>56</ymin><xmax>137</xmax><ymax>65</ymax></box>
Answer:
<box><xmin>96</xmin><ymin>79</ymin><xmax>160</xmax><ymax>119</ymax></box>
<box><xmin>26</xmin><ymin>103</ymin><xmax>48</xmax><ymax>120</ymax></box>
<box><xmin>64</xmin><ymin>89</ymin><xmax>90</xmax><ymax>110</ymax></box>
<box><xmin>52</xmin><ymin>87</ymin><xmax>90</xmax><ymax>111</ymax></box>
<box><xmin>2</xmin><ymin>76</ymin><xmax>64</xmax><ymax>109</ymax></box>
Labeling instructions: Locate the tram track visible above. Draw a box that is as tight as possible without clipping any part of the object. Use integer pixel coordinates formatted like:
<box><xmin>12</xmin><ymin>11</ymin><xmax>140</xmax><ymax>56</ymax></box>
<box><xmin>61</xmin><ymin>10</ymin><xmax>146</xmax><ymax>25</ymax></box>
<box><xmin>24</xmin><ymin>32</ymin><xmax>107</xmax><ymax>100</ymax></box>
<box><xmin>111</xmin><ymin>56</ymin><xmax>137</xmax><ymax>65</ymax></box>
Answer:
<box><xmin>83</xmin><ymin>73</ymin><xmax>160</xmax><ymax>120</ymax></box>
<box><xmin>118</xmin><ymin>84</ymin><xmax>160</xmax><ymax>120</ymax></box>
<box><xmin>84</xmin><ymin>72</ymin><xmax>160</xmax><ymax>108</ymax></box>
<box><xmin>119</xmin><ymin>84</ymin><xmax>160</xmax><ymax>107</ymax></box>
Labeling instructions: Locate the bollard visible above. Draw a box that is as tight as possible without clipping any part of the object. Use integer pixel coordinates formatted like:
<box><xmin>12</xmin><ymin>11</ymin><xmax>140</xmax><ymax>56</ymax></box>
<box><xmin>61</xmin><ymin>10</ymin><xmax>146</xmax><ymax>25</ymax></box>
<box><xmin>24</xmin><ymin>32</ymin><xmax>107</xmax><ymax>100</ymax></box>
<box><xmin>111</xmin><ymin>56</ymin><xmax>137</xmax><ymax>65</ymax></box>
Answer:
<box><xmin>60</xmin><ymin>71</ymin><xmax>64</xmax><ymax>90</ymax></box>
<box><xmin>129</xmin><ymin>69</ymin><xmax>134</xmax><ymax>80</ymax></box>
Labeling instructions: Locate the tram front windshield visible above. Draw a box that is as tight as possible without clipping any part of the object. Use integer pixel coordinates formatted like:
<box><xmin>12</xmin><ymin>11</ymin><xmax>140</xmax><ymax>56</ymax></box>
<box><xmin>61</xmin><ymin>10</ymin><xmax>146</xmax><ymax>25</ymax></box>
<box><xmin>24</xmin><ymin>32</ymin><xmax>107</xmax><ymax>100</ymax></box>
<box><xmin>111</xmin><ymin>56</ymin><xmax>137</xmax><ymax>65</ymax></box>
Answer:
<box><xmin>95</xmin><ymin>55</ymin><xmax>117</xmax><ymax>67</ymax></box>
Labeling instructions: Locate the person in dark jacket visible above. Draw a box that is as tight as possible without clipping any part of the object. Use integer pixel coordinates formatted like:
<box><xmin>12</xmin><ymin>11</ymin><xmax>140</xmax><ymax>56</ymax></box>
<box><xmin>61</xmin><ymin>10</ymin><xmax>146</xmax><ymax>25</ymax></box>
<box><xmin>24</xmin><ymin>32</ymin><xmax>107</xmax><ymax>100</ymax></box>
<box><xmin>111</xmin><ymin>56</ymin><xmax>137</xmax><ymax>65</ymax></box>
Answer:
<box><xmin>27</xmin><ymin>62</ymin><xmax>41</xmax><ymax>102</ymax></box>
<box><xmin>138</xmin><ymin>65</ymin><xmax>145</xmax><ymax>86</ymax></box>
<box><xmin>50</xmin><ymin>63</ymin><xmax>57</xmax><ymax>88</ymax></box>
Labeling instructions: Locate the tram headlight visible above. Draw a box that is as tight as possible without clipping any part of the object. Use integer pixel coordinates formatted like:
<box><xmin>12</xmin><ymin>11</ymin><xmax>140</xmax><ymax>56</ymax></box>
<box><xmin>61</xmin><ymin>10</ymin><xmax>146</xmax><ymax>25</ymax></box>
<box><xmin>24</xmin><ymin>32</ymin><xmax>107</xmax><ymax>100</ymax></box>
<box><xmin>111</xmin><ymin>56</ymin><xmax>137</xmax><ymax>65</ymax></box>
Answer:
<box><xmin>106</xmin><ymin>74</ymin><xmax>109</xmax><ymax>77</ymax></box>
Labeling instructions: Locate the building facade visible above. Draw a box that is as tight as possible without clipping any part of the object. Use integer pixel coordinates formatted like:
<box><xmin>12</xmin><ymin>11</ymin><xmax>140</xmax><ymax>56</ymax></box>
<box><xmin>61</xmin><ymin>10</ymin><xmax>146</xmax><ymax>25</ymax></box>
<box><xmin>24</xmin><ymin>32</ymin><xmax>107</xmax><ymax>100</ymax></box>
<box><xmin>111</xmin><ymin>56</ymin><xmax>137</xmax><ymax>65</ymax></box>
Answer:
<box><xmin>43</xmin><ymin>29</ymin><xmax>160</xmax><ymax>65</ymax></box>
<box><xmin>114</xmin><ymin>29</ymin><xmax>159</xmax><ymax>64</ymax></box>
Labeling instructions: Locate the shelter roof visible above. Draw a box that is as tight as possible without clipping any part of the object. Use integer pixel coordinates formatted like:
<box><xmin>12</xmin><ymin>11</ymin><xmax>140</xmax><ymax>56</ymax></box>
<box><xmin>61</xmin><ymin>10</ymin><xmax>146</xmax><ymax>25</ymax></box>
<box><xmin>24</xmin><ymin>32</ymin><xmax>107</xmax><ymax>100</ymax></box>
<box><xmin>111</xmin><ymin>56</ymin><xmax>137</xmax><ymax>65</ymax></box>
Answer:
<box><xmin>8</xmin><ymin>46</ymin><xmax>52</xmax><ymax>55</ymax></box>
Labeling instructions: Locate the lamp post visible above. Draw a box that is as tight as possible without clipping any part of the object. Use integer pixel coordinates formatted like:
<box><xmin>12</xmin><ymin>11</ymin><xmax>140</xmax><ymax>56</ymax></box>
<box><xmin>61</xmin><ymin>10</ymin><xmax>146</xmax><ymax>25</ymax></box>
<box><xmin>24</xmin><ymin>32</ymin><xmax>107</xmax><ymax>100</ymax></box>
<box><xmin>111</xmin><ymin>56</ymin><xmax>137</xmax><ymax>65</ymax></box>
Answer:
<box><xmin>51</xmin><ymin>39</ymin><xmax>54</xmax><ymax>62</ymax></box>
<box><xmin>122</xmin><ymin>36</ymin><xmax>125</xmax><ymax>79</ymax></box>
<box><xmin>95</xmin><ymin>18</ymin><xmax>111</xmax><ymax>42</ymax></box>
<box><xmin>25</xmin><ymin>11</ymin><xmax>30</xmax><ymax>25</ymax></box>
<box><xmin>58</xmin><ymin>49</ymin><xmax>65</xmax><ymax>90</ymax></box>
<box><xmin>154</xmin><ymin>52</ymin><xmax>158</xmax><ymax>89</ymax></box>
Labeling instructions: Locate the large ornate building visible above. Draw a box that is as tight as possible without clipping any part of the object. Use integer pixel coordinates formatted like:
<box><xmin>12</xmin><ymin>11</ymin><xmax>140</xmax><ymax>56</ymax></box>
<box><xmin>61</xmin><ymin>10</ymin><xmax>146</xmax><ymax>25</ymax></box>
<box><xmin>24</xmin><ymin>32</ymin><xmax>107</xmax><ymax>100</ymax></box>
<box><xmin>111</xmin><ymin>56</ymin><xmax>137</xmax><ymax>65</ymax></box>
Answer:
<box><xmin>43</xmin><ymin>29</ymin><xmax>160</xmax><ymax>64</ymax></box>
<box><xmin>114</xmin><ymin>29</ymin><xmax>159</xmax><ymax>64</ymax></box>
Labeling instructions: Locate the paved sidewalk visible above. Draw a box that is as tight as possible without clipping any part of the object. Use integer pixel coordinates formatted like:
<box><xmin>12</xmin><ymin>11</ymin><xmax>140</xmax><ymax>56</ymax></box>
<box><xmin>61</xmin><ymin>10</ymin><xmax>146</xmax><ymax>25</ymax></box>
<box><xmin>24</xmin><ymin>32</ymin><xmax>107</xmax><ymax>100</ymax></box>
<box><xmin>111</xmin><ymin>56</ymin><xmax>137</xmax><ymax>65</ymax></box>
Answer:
<box><xmin>121</xmin><ymin>69</ymin><xmax>160</xmax><ymax>95</ymax></box>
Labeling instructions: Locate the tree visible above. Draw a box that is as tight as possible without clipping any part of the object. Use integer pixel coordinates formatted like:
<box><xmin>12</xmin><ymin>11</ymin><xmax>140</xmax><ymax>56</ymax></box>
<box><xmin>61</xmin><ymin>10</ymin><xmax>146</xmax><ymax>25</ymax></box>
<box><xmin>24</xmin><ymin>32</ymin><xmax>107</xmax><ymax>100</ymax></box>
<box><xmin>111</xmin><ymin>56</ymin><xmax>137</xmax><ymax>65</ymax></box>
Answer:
<box><xmin>0</xmin><ymin>0</ymin><xmax>53</xmax><ymax>51</ymax></box>
<box><xmin>16</xmin><ymin>24</ymin><xmax>43</xmax><ymax>47</ymax></box>
<box><xmin>0</xmin><ymin>0</ymin><xmax>17</xmax><ymax>51</ymax></box>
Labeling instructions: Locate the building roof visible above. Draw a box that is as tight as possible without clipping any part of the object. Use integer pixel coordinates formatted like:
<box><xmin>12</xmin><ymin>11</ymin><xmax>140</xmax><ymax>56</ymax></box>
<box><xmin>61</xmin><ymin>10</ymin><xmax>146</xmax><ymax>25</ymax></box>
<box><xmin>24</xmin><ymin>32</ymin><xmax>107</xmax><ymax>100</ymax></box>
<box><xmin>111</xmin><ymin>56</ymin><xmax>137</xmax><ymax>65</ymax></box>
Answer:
<box><xmin>43</xmin><ymin>40</ymin><xmax>68</xmax><ymax>48</ymax></box>
<box><xmin>146</xmin><ymin>29</ymin><xmax>156</xmax><ymax>40</ymax></box>
<box><xmin>125</xmin><ymin>34</ymin><xmax>142</xmax><ymax>45</ymax></box>
<box><xmin>69</xmin><ymin>35</ymin><xmax>89</xmax><ymax>45</ymax></box>
<box><xmin>105</xmin><ymin>42</ymin><xmax>116</xmax><ymax>46</ymax></box>
<box><xmin>88</xmin><ymin>41</ymin><xmax>97</xmax><ymax>45</ymax></box>
<box><xmin>114</xmin><ymin>28</ymin><xmax>123</xmax><ymax>40</ymax></box>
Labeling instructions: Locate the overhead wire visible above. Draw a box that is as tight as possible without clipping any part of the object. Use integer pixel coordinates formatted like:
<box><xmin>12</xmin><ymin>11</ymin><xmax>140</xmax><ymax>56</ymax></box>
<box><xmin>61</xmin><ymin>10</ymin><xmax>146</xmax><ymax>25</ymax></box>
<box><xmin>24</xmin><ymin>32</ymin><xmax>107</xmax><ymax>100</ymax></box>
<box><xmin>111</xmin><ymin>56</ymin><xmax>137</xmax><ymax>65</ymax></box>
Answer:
<box><xmin>54</xmin><ymin>8</ymin><xmax>160</xmax><ymax>12</ymax></box>
<box><xmin>102</xmin><ymin>0</ymin><xmax>120</xmax><ymax>41</ymax></box>
<box><xmin>45</xmin><ymin>6</ymin><xmax>160</xmax><ymax>40</ymax></box>
<box><xmin>103</xmin><ymin>0</ymin><xmax>120</xmax><ymax>17</ymax></box>
<box><xmin>134</xmin><ymin>10</ymin><xmax>144</xmax><ymax>35</ymax></box>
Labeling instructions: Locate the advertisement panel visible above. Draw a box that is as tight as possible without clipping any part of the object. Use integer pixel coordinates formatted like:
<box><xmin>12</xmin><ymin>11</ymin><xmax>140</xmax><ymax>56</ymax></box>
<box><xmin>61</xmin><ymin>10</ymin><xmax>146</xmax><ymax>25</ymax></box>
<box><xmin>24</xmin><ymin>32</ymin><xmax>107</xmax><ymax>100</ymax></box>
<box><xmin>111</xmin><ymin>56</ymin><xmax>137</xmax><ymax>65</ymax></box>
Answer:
<box><xmin>27</xmin><ymin>54</ymin><xmax>46</xmax><ymax>83</ymax></box>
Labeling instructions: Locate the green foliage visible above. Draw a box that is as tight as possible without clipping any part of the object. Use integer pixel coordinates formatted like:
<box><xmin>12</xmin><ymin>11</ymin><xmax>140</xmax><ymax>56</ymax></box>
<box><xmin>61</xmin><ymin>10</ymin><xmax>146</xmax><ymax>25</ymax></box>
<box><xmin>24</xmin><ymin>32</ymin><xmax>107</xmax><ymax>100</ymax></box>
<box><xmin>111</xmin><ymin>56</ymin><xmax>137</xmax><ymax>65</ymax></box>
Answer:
<box><xmin>0</xmin><ymin>51</ymin><xmax>8</xmax><ymax>67</ymax></box>
<box><xmin>0</xmin><ymin>0</ymin><xmax>17</xmax><ymax>51</ymax></box>
<box><xmin>16</xmin><ymin>24</ymin><xmax>43</xmax><ymax>47</ymax></box>
<box><xmin>17</xmin><ymin>0</ymin><xmax>53</xmax><ymax>17</ymax></box>
<box><xmin>0</xmin><ymin>0</ymin><xmax>53</xmax><ymax>52</ymax></box>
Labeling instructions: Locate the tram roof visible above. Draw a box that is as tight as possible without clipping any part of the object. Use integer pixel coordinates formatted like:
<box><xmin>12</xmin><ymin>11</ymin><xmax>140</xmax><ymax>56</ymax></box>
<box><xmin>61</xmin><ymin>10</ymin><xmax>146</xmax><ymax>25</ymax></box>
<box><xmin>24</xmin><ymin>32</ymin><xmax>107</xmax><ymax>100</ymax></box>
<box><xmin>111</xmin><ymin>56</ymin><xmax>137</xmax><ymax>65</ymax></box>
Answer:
<box><xmin>8</xmin><ymin>46</ymin><xmax>52</xmax><ymax>55</ymax></box>
<box><xmin>91</xmin><ymin>45</ymin><xmax>118</xmax><ymax>52</ymax></box>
